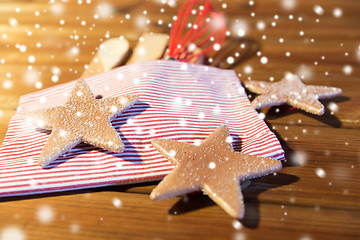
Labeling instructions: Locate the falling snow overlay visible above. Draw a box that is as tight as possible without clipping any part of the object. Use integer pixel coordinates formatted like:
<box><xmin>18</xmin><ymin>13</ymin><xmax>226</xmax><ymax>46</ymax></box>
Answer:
<box><xmin>0</xmin><ymin>0</ymin><xmax>359</xmax><ymax>238</ymax></box>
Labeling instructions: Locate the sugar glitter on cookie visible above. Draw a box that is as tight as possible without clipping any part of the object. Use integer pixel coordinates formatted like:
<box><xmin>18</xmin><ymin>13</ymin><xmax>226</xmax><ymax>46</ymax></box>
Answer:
<box><xmin>150</xmin><ymin>125</ymin><xmax>282</xmax><ymax>219</ymax></box>
<box><xmin>22</xmin><ymin>79</ymin><xmax>139</xmax><ymax>168</ymax></box>
<box><xmin>243</xmin><ymin>74</ymin><xmax>342</xmax><ymax>115</ymax></box>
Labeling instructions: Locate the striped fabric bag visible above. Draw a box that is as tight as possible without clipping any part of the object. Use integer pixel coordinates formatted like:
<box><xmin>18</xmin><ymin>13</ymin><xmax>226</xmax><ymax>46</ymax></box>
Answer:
<box><xmin>0</xmin><ymin>60</ymin><xmax>285</xmax><ymax>197</ymax></box>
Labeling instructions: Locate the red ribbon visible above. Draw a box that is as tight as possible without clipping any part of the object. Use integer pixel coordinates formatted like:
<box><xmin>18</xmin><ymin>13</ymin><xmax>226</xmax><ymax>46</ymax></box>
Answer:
<box><xmin>168</xmin><ymin>0</ymin><xmax>226</xmax><ymax>62</ymax></box>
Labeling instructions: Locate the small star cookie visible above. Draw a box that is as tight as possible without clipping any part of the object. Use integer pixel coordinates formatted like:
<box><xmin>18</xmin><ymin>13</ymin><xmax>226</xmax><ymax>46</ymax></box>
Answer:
<box><xmin>150</xmin><ymin>125</ymin><xmax>282</xmax><ymax>219</ymax></box>
<box><xmin>23</xmin><ymin>79</ymin><xmax>139</xmax><ymax>167</ymax></box>
<box><xmin>243</xmin><ymin>74</ymin><xmax>342</xmax><ymax>115</ymax></box>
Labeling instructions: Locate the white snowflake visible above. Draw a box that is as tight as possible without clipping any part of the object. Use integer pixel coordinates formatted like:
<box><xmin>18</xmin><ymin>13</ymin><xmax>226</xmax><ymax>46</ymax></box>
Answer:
<box><xmin>37</xmin><ymin>205</ymin><xmax>55</xmax><ymax>224</ymax></box>
<box><xmin>112</xmin><ymin>198</ymin><xmax>122</xmax><ymax>208</ymax></box>
<box><xmin>1</xmin><ymin>227</ymin><xmax>25</xmax><ymax>240</ymax></box>
<box><xmin>315</xmin><ymin>168</ymin><xmax>326</xmax><ymax>178</ymax></box>
<box><xmin>313</xmin><ymin>5</ymin><xmax>324</xmax><ymax>15</ymax></box>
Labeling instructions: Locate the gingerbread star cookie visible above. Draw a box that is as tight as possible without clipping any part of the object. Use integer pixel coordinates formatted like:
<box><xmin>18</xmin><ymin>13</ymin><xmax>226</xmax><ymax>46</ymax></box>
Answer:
<box><xmin>22</xmin><ymin>79</ymin><xmax>138</xmax><ymax>167</ymax></box>
<box><xmin>150</xmin><ymin>125</ymin><xmax>282</xmax><ymax>219</ymax></box>
<box><xmin>243</xmin><ymin>74</ymin><xmax>342</xmax><ymax>115</ymax></box>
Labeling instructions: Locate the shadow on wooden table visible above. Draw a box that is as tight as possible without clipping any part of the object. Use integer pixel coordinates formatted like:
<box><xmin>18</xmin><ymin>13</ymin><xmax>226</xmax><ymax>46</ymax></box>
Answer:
<box><xmin>264</xmin><ymin>96</ymin><xmax>349</xmax><ymax>128</ymax></box>
<box><xmin>242</xmin><ymin>173</ymin><xmax>299</xmax><ymax>228</ymax></box>
<box><xmin>167</xmin><ymin>173</ymin><xmax>298</xmax><ymax>228</ymax></box>
<box><xmin>166</xmin><ymin>121</ymin><xmax>299</xmax><ymax>227</ymax></box>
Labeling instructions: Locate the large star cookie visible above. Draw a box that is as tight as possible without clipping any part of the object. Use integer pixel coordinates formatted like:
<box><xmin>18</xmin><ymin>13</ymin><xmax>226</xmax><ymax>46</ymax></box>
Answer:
<box><xmin>243</xmin><ymin>74</ymin><xmax>342</xmax><ymax>115</ymax></box>
<box><xmin>150</xmin><ymin>125</ymin><xmax>282</xmax><ymax>219</ymax></box>
<box><xmin>23</xmin><ymin>79</ymin><xmax>138</xmax><ymax>167</ymax></box>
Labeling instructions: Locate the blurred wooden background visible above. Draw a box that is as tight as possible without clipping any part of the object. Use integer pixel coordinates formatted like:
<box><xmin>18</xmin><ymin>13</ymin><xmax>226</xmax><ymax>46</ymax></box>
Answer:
<box><xmin>0</xmin><ymin>0</ymin><xmax>359</xmax><ymax>239</ymax></box>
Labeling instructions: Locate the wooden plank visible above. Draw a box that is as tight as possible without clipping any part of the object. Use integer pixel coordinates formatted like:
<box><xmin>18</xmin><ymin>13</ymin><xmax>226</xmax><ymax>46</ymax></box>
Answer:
<box><xmin>0</xmin><ymin>0</ymin><xmax>359</xmax><ymax>239</ymax></box>
<box><xmin>0</xmin><ymin>191</ymin><xmax>359</xmax><ymax>240</ymax></box>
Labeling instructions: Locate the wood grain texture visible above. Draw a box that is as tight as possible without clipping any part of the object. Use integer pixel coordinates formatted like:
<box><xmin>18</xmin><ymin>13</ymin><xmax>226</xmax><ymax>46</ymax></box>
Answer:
<box><xmin>0</xmin><ymin>0</ymin><xmax>359</xmax><ymax>239</ymax></box>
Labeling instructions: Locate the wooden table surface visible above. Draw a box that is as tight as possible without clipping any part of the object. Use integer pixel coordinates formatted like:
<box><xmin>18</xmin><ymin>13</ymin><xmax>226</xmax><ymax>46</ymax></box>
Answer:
<box><xmin>0</xmin><ymin>0</ymin><xmax>359</xmax><ymax>239</ymax></box>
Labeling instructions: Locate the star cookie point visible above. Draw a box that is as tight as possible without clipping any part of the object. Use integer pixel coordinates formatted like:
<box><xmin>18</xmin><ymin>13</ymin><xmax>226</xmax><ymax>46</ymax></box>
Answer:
<box><xmin>150</xmin><ymin>125</ymin><xmax>282</xmax><ymax>219</ymax></box>
<box><xmin>23</xmin><ymin>79</ymin><xmax>139</xmax><ymax>167</ymax></box>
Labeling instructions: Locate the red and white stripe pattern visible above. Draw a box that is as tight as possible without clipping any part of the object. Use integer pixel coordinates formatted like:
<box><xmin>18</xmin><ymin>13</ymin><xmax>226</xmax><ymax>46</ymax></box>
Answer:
<box><xmin>0</xmin><ymin>60</ymin><xmax>285</xmax><ymax>197</ymax></box>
